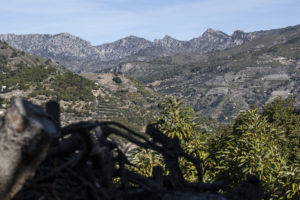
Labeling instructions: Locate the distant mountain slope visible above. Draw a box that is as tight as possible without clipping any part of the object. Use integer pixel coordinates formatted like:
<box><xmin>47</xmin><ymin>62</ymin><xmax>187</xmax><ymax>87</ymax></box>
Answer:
<box><xmin>1</xmin><ymin>25</ymin><xmax>295</xmax><ymax>72</ymax></box>
<box><xmin>0</xmin><ymin>41</ymin><xmax>161</xmax><ymax>130</ymax></box>
<box><xmin>108</xmin><ymin>24</ymin><xmax>300</xmax><ymax>121</ymax></box>
<box><xmin>95</xmin><ymin>36</ymin><xmax>153</xmax><ymax>60</ymax></box>
<box><xmin>0</xmin><ymin>33</ymin><xmax>101</xmax><ymax>72</ymax></box>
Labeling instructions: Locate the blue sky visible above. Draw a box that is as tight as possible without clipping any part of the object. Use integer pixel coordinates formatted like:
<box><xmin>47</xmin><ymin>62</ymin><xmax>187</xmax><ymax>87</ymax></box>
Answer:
<box><xmin>0</xmin><ymin>0</ymin><xmax>299</xmax><ymax>45</ymax></box>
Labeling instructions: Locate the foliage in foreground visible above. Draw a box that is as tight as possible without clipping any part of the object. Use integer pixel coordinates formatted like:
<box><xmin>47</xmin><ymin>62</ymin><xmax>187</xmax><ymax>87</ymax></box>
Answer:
<box><xmin>131</xmin><ymin>96</ymin><xmax>300</xmax><ymax>200</ymax></box>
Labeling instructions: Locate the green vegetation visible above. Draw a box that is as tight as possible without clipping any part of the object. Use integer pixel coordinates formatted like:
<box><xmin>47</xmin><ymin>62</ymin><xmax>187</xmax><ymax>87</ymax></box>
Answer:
<box><xmin>112</xmin><ymin>76</ymin><xmax>122</xmax><ymax>84</ymax></box>
<box><xmin>0</xmin><ymin>64</ymin><xmax>56</xmax><ymax>91</ymax></box>
<box><xmin>131</xmin><ymin>96</ymin><xmax>300</xmax><ymax>199</ymax></box>
<box><xmin>0</xmin><ymin>55</ymin><xmax>8</xmax><ymax>65</ymax></box>
<box><xmin>0</xmin><ymin>60</ymin><xmax>96</xmax><ymax>102</ymax></box>
<box><xmin>209</xmin><ymin>106</ymin><xmax>299</xmax><ymax>199</ymax></box>
<box><xmin>0</xmin><ymin>60</ymin><xmax>97</xmax><ymax>102</ymax></box>
<box><xmin>0</xmin><ymin>97</ymin><xmax>4</xmax><ymax>107</ymax></box>
<box><xmin>47</xmin><ymin>72</ymin><xmax>97</xmax><ymax>101</ymax></box>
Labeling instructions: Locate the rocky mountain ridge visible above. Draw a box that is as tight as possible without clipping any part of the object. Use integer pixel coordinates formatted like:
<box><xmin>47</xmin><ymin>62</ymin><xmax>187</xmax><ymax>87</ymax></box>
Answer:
<box><xmin>0</xmin><ymin>25</ymin><xmax>288</xmax><ymax>72</ymax></box>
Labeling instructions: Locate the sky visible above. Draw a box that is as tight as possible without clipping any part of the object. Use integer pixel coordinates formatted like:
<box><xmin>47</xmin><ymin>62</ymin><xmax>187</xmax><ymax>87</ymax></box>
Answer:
<box><xmin>0</xmin><ymin>0</ymin><xmax>299</xmax><ymax>45</ymax></box>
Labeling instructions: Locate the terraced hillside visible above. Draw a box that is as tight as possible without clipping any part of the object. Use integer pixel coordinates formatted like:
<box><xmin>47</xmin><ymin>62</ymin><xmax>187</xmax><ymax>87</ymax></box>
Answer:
<box><xmin>109</xmin><ymin>25</ymin><xmax>300</xmax><ymax>121</ymax></box>
<box><xmin>80</xmin><ymin>73</ymin><xmax>162</xmax><ymax>130</ymax></box>
<box><xmin>0</xmin><ymin>41</ymin><xmax>161</xmax><ymax>130</ymax></box>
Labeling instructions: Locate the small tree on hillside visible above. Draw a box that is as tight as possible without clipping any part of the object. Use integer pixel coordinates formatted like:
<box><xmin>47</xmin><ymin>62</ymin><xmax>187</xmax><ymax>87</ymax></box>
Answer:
<box><xmin>112</xmin><ymin>76</ymin><xmax>122</xmax><ymax>84</ymax></box>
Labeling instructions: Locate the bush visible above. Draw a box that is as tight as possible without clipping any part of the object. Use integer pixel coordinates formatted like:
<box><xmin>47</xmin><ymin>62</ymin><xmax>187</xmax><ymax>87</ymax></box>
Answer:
<box><xmin>208</xmin><ymin>98</ymin><xmax>300</xmax><ymax>199</ymax></box>
<box><xmin>112</xmin><ymin>76</ymin><xmax>122</xmax><ymax>84</ymax></box>
<box><xmin>11</xmin><ymin>51</ymin><xmax>18</xmax><ymax>58</ymax></box>
<box><xmin>0</xmin><ymin>97</ymin><xmax>4</xmax><ymax>107</ymax></box>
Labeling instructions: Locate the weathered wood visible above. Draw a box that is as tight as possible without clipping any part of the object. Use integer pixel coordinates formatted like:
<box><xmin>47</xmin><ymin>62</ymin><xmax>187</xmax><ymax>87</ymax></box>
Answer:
<box><xmin>0</xmin><ymin>98</ymin><xmax>57</xmax><ymax>200</ymax></box>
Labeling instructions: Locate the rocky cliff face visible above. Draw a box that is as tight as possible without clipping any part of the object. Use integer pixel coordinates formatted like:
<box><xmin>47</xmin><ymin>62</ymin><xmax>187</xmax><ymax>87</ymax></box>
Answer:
<box><xmin>0</xmin><ymin>26</ymin><xmax>284</xmax><ymax>72</ymax></box>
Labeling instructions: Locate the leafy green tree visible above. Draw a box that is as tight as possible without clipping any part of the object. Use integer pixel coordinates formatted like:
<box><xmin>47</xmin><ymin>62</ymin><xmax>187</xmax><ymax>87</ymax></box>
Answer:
<box><xmin>262</xmin><ymin>96</ymin><xmax>300</xmax><ymax>161</ymax></box>
<box><xmin>131</xmin><ymin>97</ymin><xmax>211</xmax><ymax>182</ymax></box>
<box><xmin>155</xmin><ymin>97</ymin><xmax>198</xmax><ymax>141</ymax></box>
<box><xmin>112</xmin><ymin>76</ymin><xmax>122</xmax><ymax>84</ymax></box>
<box><xmin>208</xmin><ymin>106</ymin><xmax>299</xmax><ymax>199</ymax></box>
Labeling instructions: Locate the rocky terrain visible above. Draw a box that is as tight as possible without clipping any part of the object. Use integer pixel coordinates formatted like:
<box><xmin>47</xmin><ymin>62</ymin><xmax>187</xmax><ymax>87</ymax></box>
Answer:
<box><xmin>0</xmin><ymin>26</ymin><xmax>283</xmax><ymax>72</ymax></box>
<box><xmin>0</xmin><ymin>41</ymin><xmax>161</xmax><ymax>130</ymax></box>
<box><xmin>108</xmin><ymin>25</ymin><xmax>300</xmax><ymax>121</ymax></box>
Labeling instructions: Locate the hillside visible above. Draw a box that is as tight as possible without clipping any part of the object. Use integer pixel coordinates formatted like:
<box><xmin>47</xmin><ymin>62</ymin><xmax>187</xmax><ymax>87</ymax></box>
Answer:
<box><xmin>108</xmin><ymin>25</ymin><xmax>300</xmax><ymax>121</ymax></box>
<box><xmin>0</xmin><ymin>25</ymin><xmax>286</xmax><ymax>72</ymax></box>
<box><xmin>80</xmin><ymin>72</ymin><xmax>162</xmax><ymax>130</ymax></box>
<box><xmin>0</xmin><ymin>41</ymin><xmax>161</xmax><ymax>130</ymax></box>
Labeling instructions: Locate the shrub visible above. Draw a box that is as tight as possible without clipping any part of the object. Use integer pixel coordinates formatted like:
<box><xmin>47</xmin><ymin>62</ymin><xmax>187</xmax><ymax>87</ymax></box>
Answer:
<box><xmin>208</xmin><ymin>100</ymin><xmax>300</xmax><ymax>199</ymax></box>
<box><xmin>112</xmin><ymin>76</ymin><xmax>122</xmax><ymax>84</ymax></box>
<box><xmin>11</xmin><ymin>51</ymin><xmax>18</xmax><ymax>58</ymax></box>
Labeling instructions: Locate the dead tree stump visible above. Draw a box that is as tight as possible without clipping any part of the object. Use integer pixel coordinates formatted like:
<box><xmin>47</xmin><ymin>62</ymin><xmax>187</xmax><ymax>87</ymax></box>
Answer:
<box><xmin>0</xmin><ymin>98</ymin><xmax>58</xmax><ymax>200</ymax></box>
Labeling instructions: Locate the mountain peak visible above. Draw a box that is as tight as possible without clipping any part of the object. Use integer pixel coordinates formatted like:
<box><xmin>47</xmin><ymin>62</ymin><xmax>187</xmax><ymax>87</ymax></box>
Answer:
<box><xmin>54</xmin><ymin>32</ymin><xmax>80</xmax><ymax>40</ymax></box>
<box><xmin>154</xmin><ymin>35</ymin><xmax>177</xmax><ymax>44</ymax></box>
<box><xmin>120</xmin><ymin>35</ymin><xmax>150</xmax><ymax>42</ymax></box>
<box><xmin>231</xmin><ymin>30</ymin><xmax>250</xmax><ymax>44</ymax></box>
<box><xmin>202</xmin><ymin>28</ymin><xmax>228</xmax><ymax>38</ymax></box>
<box><xmin>56</xmin><ymin>32</ymin><xmax>72</xmax><ymax>36</ymax></box>
<box><xmin>162</xmin><ymin>35</ymin><xmax>175</xmax><ymax>40</ymax></box>
<box><xmin>232</xmin><ymin>30</ymin><xmax>246</xmax><ymax>37</ymax></box>
<box><xmin>204</xmin><ymin>28</ymin><xmax>215</xmax><ymax>33</ymax></box>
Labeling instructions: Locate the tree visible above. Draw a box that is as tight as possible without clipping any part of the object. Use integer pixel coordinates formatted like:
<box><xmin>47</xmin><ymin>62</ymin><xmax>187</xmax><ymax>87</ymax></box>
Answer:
<box><xmin>262</xmin><ymin>96</ymin><xmax>300</xmax><ymax>162</ymax></box>
<box><xmin>131</xmin><ymin>97</ymin><xmax>211</xmax><ymax>182</ymax></box>
<box><xmin>0</xmin><ymin>97</ymin><xmax>4</xmax><ymax>108</ymax></box>
<box><xmin>112</xmin><ymin>76</ymin><xmax>122</xmax><ymax>84</ymax></box>
<box><xmin>208</xmin><ymin>106</ymin><xmax>299</xmax><ymax>199</ymax></box>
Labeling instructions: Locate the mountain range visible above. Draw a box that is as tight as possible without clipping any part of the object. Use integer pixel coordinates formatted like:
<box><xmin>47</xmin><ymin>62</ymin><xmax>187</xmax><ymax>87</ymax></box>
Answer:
<box><xmin>0</xmin><ymin>27</ymin><xmax>278</xmax><ymax>72</ymax></box>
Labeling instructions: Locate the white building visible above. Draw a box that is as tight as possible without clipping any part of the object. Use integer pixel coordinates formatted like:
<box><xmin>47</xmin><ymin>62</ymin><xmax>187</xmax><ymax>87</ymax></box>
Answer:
<box><xmin>1</xmin><ymin>86</ymin><xmax>7</xmax><ymax>93</ymax></box>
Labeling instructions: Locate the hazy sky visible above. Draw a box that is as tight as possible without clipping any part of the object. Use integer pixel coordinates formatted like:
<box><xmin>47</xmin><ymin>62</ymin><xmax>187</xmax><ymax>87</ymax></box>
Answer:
<box><xmin>1</xmin><ymin>0</ymin><xmax>299</xmax><ymax>45</ymax></box>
